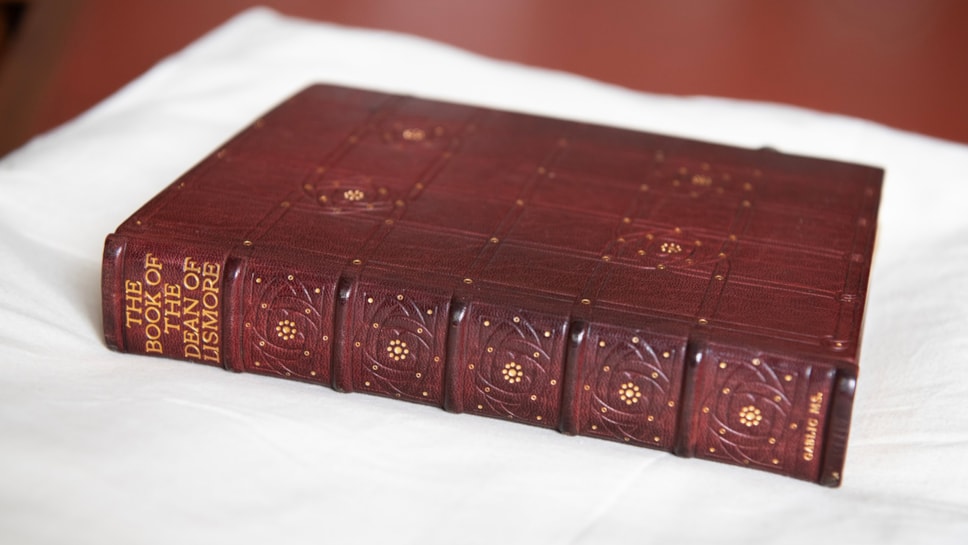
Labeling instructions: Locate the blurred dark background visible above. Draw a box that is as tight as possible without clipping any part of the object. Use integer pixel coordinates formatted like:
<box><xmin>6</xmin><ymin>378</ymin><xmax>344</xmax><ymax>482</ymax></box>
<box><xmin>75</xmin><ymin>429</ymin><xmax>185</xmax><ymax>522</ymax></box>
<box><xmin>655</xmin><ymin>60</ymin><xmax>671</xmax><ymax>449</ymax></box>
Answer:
<box><xmin>2</xmin><ymin>0</ymin><xmax>967</xmax><ymax>157</ymax></box>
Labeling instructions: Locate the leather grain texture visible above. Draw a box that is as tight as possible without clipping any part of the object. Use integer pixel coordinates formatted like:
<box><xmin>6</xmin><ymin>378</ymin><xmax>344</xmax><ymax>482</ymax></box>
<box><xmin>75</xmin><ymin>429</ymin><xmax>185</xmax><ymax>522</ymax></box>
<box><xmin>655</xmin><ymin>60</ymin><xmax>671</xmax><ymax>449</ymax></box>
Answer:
<box><xmin>102</xmin><ymin>84</ymin><xmax>882</xmax><ymax>485</ymax></box>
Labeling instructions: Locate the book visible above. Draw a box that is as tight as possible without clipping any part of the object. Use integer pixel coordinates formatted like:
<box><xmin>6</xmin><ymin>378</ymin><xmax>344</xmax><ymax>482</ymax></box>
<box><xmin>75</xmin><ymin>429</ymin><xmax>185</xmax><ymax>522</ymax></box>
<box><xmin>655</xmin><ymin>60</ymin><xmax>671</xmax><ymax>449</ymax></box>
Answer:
<box><xmin>101</xmin><ymin>84</ymin><xmax>882</xmax><ymax>486</ymax></box>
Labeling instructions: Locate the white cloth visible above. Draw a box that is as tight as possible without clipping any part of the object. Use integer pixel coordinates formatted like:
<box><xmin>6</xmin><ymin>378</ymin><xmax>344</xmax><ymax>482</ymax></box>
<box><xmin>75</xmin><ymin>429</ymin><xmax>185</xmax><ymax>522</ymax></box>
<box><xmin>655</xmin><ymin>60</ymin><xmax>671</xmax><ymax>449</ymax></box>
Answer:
<box><xmin>2</xmin><ymin>8</ymin><xmax>967</xmax><ymax>544</ymax></box>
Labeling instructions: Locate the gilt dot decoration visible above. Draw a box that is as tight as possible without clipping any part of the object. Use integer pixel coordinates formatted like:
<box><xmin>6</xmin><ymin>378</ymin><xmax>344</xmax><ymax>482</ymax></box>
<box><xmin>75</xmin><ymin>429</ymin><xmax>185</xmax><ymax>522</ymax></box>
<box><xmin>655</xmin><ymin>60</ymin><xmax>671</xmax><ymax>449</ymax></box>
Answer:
<box><xmin>502</xmin><ymin>362</ymin><xmax>523</xmax><ymax>383</ymax></box>
<box><xmin>739</xmin><ymin>405</ymin><xmax>763</xmax><ymax>427</ymax></box>
<box><xmin>275</xmin><ymin>319</ymin><xmax>297</xmax><ymax>341</ymax></box>
<box><xmin>660</xmin><ymin>242</ymin><xmax>682</xmax><ymax>254</ymax></box>
<box><xmin>386</xmin><ymin>339</ymin><xmax>409</xmax><ymax>362</ymax></box>
<box><xmin>618</xmin><ymin>382</ymin><xmax>641</xmax><ymax>405</ymax></box>
<box><xmin>343</xmin><ymin>189</ymin><xmax>365</xmax><ymax>201</ymax></box>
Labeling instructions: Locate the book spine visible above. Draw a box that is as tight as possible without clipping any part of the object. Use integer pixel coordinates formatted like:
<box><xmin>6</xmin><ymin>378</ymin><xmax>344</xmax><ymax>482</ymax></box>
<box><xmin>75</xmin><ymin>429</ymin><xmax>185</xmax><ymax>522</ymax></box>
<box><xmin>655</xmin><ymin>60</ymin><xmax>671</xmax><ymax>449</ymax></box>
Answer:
<box><xmin>102</xmin><ymin>234</ymin><xmax>234</xmax><ymax>369</ymax></box>
<box><xmin>103</xmin><ymin>235</ymin><xmax>848</xmax><ymax>485</ymax></box>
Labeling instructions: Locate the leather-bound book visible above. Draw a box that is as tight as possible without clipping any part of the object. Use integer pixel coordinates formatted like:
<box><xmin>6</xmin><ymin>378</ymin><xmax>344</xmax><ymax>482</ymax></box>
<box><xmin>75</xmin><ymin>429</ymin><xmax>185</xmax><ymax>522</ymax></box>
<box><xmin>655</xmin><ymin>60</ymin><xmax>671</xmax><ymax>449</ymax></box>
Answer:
<box><xmin>102</xmin><ymin>84</ymin><xmax>882</xmax><ymax>485</ymax></box>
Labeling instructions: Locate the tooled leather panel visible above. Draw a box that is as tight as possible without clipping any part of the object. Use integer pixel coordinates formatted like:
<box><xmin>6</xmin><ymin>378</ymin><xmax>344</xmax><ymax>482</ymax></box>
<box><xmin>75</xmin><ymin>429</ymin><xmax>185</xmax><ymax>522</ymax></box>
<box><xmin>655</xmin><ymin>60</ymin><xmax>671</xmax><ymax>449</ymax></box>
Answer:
<box><xmin>692</xmin><ymin>343</ymin><xmax>837</xmax><ymax>480</ymax></box>
<box><xmin>452</xmin><ymin>301</ymin><xmax>569</xmax><ymax>429</ymax></box>
<box><xmin>573</xmin><ymin>321</ymin><xmax>688</xmax><ymax>449</ymax></box>
<box><xmin>346</xmin><ymin>279</ymin><xmax>451</xmax><ymax>406</ymax></box>
<box><xmin>238</xmin><ymin>256</ymin><xmax>338</xmax><ymax>384</ymax></box>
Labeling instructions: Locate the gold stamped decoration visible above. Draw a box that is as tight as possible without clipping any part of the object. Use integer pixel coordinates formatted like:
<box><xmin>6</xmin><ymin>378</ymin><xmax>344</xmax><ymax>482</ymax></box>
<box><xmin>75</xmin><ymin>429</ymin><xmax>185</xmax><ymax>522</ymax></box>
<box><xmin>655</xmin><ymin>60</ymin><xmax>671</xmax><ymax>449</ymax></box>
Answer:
<box><xmin>242</xmin><ymin>268</ymin><xmax>329</xmax><ymax>382</ymax></box>
<box><xmin>463</xmin><ymin>307</ymin><xmax>559</xmax><ymax>424</ymax></box>
<box><xmin>580</xmin><ymin>328</ymin><xmax>683</xmax><ymax>446</ymax></box>
<box><xmin>660</xmin><ymin>242</ymin><xmax>682</xmax><ymax>254</ymax></box>
<box><xmin>276</xmin><ymin>319</ymin><xmax>297</xmax><ymax>341</ymax></box>
<box><xmin>304</xmin><ymin>170</ymin><xmax>393</xmax><ymax>214</ymax></box>
<box><xmin>502</xmin><ymin>361</ymin><xmax>524</xmax><ymax>383</ymax></box>
<box><xmin>352</xmin><ymin>287</ymin><xmax>446</xmax><ymax>404</ymax></box>
<box><xmin>401</xmin><ymin>128</ymin><xmax>426</xmax><ymax>141</ymax></box>
<box><xmin>698</xmin><ymin>355</ymin><xmax>798</xmax><ymax>469</ymax></box>
<box><xmin>380</xmin><ymin>119</ymin><xmax>450</xmax><ymax>148</ymax></box>
<box><xmin>618</xmin><ymin>382</ymin><xmax>642</xmax><ymax>405</ymax></box>
<box><xmin>343</xmin><ymin>189</ymin><xmax>365</xmax><ymax>201</ymax></box>
<box><xmin>386</xmin><ymin>339</ymin><xmax>409</xmax><ymax>362</ymax></box>
<box><xmin>739</xmin><ymin>405</ymin><xmax>763</xmax><ymax>427</ymax></box>
<box><xmin>691</xmin><ymin>174</ymin><xmax>713</xmax><ymax>187</ymax></box>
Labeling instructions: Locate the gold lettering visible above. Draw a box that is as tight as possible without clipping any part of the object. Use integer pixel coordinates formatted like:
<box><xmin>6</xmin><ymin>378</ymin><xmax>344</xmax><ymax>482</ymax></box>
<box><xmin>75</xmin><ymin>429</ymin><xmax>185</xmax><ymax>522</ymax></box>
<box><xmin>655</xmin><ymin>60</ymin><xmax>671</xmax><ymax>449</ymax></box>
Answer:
<box><xmin>125</xmin><ymin>280</ymin><xmax>143</xmax><ymax>296</ymax></box>
<box><xmin>802</xmin><ymin>417</ymin><xmax>819</xmax><ymax>461</ymax></box>
<box><xmin>202</xmin><ymin>277</ymin><xmax>218</xmax><ymax>295</ymax></box>
<box><xmin>184</xmin><ymin>342</ymin><xmax>201</xmax><ymax>359</ymax></box>
<box><xmin>142</xmin><ymin>253</ymin><xmax>163</xmax><ymax>353</ymax></box>
<box><xmin>202</xmin><ymin>261</ymin><xmax>221</xmax><ymax>279</ymax></box>
<box><xmin>183</xmin><ymin>257</ymin><xmax>201</xmax><ymax>274</ymax></box>
<box><xmin>163</xmin><ymin>283</ymin><xmax>181</xmax><ymax>334</ymax></box>
<box><xmin>183</xmin><ymin>257</ymin><xmax>201</xmax><ymax>290</ymax></box>
<box><xmin>128</xmin><ymin>254</ymin><xmax>223</xmax><ymax>360</ymax></box>
<box><xmin>202</xmin><ymin>345</ymin><xmax>220</xmax><ymax>363</ymax></box>
<box><xmin>809</xmin><ymin>392</ymin><xmax>824</xmax><ymax>415</ymax></box>
<box><xmin>145</xmin><ymin>324</ymin><xmax>162</xmax><ymax>347</ymax></box>
<box><xmin>144</xmin><ymin>253</ymin><xmax>163</xmax><ymax>286</ymax></box>
<box><xmin>183</xmin><ymin>299</ymin><xmax>199</xmax><ymax>344</ymax></box>
<box><xmin>179</xmin><ymin>259</ymin><xmax>220</xmax><ymax>364</ymax></box>
<box><xmin>145</xmin><ymin>253</ymin><xmax>163</xmax><ymax>270</ymax></box>
<box><xmin>143</xmin><ymin>290</ymin><xmax>161</xmax><ymax>309</ymax></box>
<box><xmin>202</xmin><ymin>329</ymin><xmax>218</xmax><ymax>345</ymax></box>
<box><xmin>144</xmin><ymin>268</ymin><xmax>162</xmax><ymax>287</ymax></box>
<box><xmin>202</xmin><ymin>308</ymin><xmax>218</xmax><ymax>332</ymax></box>
<box><xmin>183</xmin><ymin>296</ymin><xmax>198</xmax><ymax>318</ymax></box>
<box><xmin>144</xmin><ymin>305</ymin><xmax>162</xmax><ymax>325</ymax></box>
<box><xmin>142</xmin><ymin>279</ymin><xmax>163</xmax><ymax>353</ymax></box>
<box><xmin>200</xmin><ymin>261</ymin><xmax>221</xmax><ymax>364</ymax></box>
<box><xmin>140</xmin><ymin>253</ymin><xmax>165</xmax><ymax>353</ymax></box>
<box><xmin>164</xmin><ymin>283</ymin><xmax>181</xmax><ymax>314</ymax></box>
<box><xmin>124</xmin><ymin>280</ymin><xmax>143</xmax><ymax>328</ymax></box>
<box><xmin>802</xmin><ymin>391</ymin><xmax>826</xmax><ymax>460</ymax></box>
<box><xmin>202</xmin><ymin>291</ymin><xmax>218</xmax><ymax>311</ymax></box>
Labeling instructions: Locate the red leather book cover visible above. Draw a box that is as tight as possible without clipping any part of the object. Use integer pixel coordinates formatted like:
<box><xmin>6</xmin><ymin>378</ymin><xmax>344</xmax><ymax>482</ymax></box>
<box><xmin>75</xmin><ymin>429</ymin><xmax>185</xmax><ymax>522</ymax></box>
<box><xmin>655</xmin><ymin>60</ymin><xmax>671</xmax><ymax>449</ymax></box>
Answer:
<box><xmin>102</xmin><ymin>84</ymin><xmax>882</xmax><ymax>485</ymax></box>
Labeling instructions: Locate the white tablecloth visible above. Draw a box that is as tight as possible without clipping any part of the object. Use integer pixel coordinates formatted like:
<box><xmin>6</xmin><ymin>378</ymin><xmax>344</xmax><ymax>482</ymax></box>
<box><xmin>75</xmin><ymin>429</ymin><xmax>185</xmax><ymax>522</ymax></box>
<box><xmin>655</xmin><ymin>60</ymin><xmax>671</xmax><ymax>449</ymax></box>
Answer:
<box><xmin>2</xmin><ymin>8</ymin><xmax>967</xmax><ymax>544</ymax></box>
